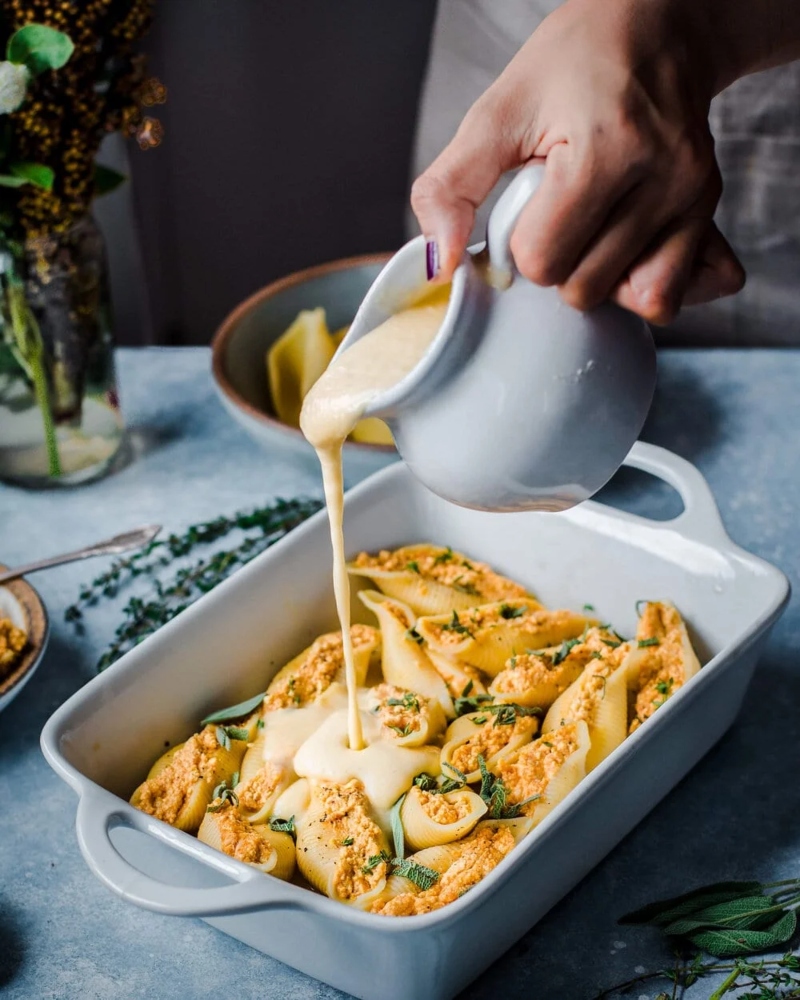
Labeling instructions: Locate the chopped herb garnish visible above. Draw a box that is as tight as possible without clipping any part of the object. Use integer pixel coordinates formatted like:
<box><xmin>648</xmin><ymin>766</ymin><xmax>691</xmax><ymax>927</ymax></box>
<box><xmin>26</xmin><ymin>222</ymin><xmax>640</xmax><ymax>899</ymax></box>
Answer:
<box><xmin>476</xmin><ymin>753</ymin><xmax>537</xmax><ymax>819</ymax></box>
<box><xmin>388</xmin><ymin>724</ymin><xmax>414</xmax><ymax>738</ymax></box>
<box><xmin>551</xmin><ymin>637</ymin><xmax>582</xmax><ymax>665</ymax></box>
<box><xmin>387</xmin><ymin>692</ymin><xmax>420</xmax><ymax>712</ymax></box>
<box><xmin>202</xmin><ymin>691</ymin><xmax>266</xmax><ymax>727</ymax></box>
<box><xmin>461</xmin><ymin>680</ymin><xmax>474</xmax><ymax>698</ymax></box>
<box><xmin>589</xmin><ymin>650</ymin><xmax>603</xmax><ymax>660</ymax></box>
<box><xmin>638</xmin><ymin>637</ymin><xmax>661</xmax><ymax>648</ymax></box>
<box><xmin>655</xmin><ymin>678</ymin><xmax>674</xmax><ymax>696</ymax></box>
<box><xmin>602</xmin><ymin>639</ymin><xmax>622</xmax><ymax>649</ymax></box>
<box><xmin>454</xmin><ymin>692</ymin><xmax>493</xmax><ymax>717</ymax></box>
<box><xmin>269</xmin><ymin>816</ymin><xmax>295</xmax><ymax>836</ymax></box>
<box><xmin>441</xmin><ymin>609</ymin><xmax>474</xmax><ymax>638</ymax></box>
<box><xmin>362</xmin><ymin>850</ymin><xmax>391</xmax><ymax>874</ymax></box>
<box><xmin>635</xmin><ymin>599</ymin><xmax>652</xmax><ymax>616</ymax></box>
<box><xmin>215</xmin><ymin>726</ymin><xmax>231</xmax><ymax>750</ymax></box>
<box><xmin>582</xmin><ymin>603</ymin><xmax>596</xmax><ymax>612</ymax></box>
<box><xmin>499</xmin><ymin>603</ymin><xmax>526</xmax><ymax>620</ymax></box>
<box><xmin>391</xmin><ymin>858</ymin><xmax>439</xmax><ymax>891</ymax></box>
<box><xmin>462</xmin><ymin>559</ymin><xmax>475</xmax><ymax>571</ymax></box>
<box><xmin>484</xmin><ymin>702</ymin><xmax>541</xmax><ymax>727</ymax></box>
<box><xmin>406</xmin><ymin>561</ymin><xmax>421</xmax><ymax>574</ymax></box>
<box><xmin>453</xmin><ymin>580</ymin><xmax>480</xmax><ymax>596</ymax></box>
<box><xmin>256</xmin><ymin>718</ymin><xmax>265</xmax><ymax>730</ymax></box>
<box><xmin>433</xmin><ymin>547</ymin><xmax>453</xmax><ymax>565</ymax></box>
<box><xmin>439</xmin><ymin>760</ymin><xmax>468</xmax><ymax>794</ymax></box>
<box><xmin>541</xmin><ymin>741</ymin><xmax>553</xmax><ymax>747</ymax></box>
<box><xmin>341</xmin><ymin>837</ymin><xmax>354</xmax><ymax>847</ymax></box>
<box><xmin>208</xmin><ymin>776</ymin><xmax>239</xmax><ymax>811</ymax></box>
<box><xmin>405</xmin><ymin>627</ymin><xmax>424</xmax><ymax>645</ymax></box>
<box><xmin>472</xmin><ymin>716</ymin><xmax>487</xmax><ymax>725</ymax></box>
<box><xmin>413</xmin><ymin>773</ymin><xmax>438</xmax><ymax>792</ymax></box>
<box><xmin>221</xmin><ymin>725</ymin><xmax>250</xmax><ymax>742</ymax></box>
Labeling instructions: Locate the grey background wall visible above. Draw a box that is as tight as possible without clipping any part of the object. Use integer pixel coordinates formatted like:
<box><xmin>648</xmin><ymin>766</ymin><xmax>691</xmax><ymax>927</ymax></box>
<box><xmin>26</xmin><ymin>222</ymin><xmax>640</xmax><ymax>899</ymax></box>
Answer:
<box><xmin>104</xmin><ymin>0</ymin><xmax>436</xmax><ymax>347</ymax></box>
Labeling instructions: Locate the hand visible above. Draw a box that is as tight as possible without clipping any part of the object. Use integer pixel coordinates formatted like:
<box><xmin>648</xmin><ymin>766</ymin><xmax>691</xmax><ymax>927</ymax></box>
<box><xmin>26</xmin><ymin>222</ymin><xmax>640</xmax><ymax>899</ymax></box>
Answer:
<box><xmin>411</xmin><ymin>0</ymin><xmax>745</xmax><ymax>324</ymax></box>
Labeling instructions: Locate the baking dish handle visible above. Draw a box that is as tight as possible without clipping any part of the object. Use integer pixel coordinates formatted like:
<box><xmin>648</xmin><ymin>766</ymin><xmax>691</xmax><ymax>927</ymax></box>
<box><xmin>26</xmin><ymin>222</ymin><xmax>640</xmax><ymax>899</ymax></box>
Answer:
<box><xmin>76</xmin><ymin>786</ymin><xmax>304</xmax><ymax>917</ymax></box>
<box><xmin>623</xmin><ymin>441</ymin><xmax>729</xmax><ymax>544</ymax></box>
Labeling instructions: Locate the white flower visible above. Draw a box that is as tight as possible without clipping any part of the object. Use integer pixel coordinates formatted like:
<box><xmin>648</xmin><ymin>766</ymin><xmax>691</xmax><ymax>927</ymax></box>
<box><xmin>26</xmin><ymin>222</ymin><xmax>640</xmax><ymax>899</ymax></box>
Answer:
<box><xmin>0</xmin><ymin>61</ymin><xmax>31</xmax><ymax>114</ymax></box>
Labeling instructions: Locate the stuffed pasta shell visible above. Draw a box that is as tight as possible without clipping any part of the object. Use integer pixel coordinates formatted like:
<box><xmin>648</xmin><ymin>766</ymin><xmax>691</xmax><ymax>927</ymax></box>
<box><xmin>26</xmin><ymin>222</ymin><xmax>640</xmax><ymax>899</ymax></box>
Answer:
<box><xmin>349</xmin><ymin>544</ymin><xmax>532</xmax><ymax>616</ymax></box>
<box><xmin>130</xmin><ymin>724</ymin><xmax>251</xmax><ymax>833</ymax></box>
<box><xmin>399</xmin><ymin>784</ymin><xmax>487</xmax><ymax>850</ymax></box>
<box><xmin>370</xmin><ymin>824</ymin><xmax>516</xmax><ymax>916</ymax></box>
<box><xmin>296</xmin><ymin>779</ymin><xmax>391</xmax><ymax>906</ymax></box>
<box><xmin>416</xmin><ymin>604</ymin><xmax>591</xmax><ymax>677</ymax></box>
<box><xmin>358</xmin><ymin>590</ymin><xmax>453</xmax><ymax>715</ymax></box>
<box><xmin>198</xmin><ymin>800</ymin><xmax>295</xmax><ymax>880</ymax></box>
<box><xmin>264</xmin><ymin>625</ymin><xmax>379</xmax><ymax>711</ymax></box>
<box><xmin>628</xmin><ymin>602</ymin><xmax>701</xmax><ymax>732</ymax></box>
<box><xmin>492</xmin><ymin>721</ymin><xmax>591</xmax><ymax>828</ymax></box>
<box><xmin>366</xmin><ymin>683</ymin><xmax>447</xmax><ymax>747</ymax></box>
<box><xmin>441</xmin><ymin>706</ymin><xmax>539</xmax><ymax>782</ymax></box>
<box><xmin>542</xmin><ymin>633</ymin><xmax>635</xmax><ymax>771</ymax></box>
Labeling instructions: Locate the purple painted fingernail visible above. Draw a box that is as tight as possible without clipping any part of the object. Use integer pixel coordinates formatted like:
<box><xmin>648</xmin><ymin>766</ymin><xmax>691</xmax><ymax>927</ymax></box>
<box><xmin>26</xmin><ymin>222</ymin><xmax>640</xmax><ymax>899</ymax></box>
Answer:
<box><xmin>425</xmin><ymin>238</ymin><xmax>439</xmax><ymax>281</ymax></box>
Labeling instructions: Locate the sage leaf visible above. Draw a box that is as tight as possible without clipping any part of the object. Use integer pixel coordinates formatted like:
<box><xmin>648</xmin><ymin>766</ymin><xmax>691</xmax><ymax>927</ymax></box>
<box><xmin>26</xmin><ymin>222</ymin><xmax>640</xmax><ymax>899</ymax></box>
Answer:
<box><xmin>663</xmin><ymin>895</ymin><xmax>777</xmax><ymax>935</ymax></box>
<box><xmin>201</xmin><ymin>691</ymin><xmax>265</xmax><ymax>725</ymax></box>
<box><xmin>7</xmin><ymin>24</ymin><xmax>74</xmax><ymax>75</ymax></box>
<box><xmin>619</xmin><ymin>881</ymin><xmax>763</xmax><ymax>927</ymax></box>
<box><xmin>390</xmin><ymin>794</ymin><xmax>406</xmax><ymax>860</ymax></box>
<box><xmin>687</xmin><ymin>909</ymin><xmax>797</xmax><ymax>957</ymax></box>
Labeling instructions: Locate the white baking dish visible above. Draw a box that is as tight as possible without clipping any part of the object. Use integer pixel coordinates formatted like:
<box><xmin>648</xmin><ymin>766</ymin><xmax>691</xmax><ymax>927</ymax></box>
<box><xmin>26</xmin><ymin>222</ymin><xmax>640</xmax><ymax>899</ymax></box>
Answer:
<box><xmin>41</xmin><ymin>442</ymin><xmax>789</xmax><ymax>1000</ymax></box>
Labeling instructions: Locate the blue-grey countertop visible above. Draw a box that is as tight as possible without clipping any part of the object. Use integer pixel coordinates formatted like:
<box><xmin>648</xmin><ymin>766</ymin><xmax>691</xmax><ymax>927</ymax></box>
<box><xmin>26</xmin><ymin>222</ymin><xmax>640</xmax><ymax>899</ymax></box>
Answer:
<box><xmin>1</xmin><ymin>347</ymin><xmax>798</xmax><ymax>1000</ymax></box>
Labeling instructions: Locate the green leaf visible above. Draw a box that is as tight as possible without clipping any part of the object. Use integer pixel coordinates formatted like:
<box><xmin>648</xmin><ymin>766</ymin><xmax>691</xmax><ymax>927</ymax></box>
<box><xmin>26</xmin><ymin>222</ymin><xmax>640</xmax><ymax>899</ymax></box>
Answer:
<box><xmin>215</xmin><ymin>726</ymin><xmax>230</xmax><ymax>750</ymax></box>
<box><xmin>619</xmin><ymin>882</ymin><xmax>764</xmax><ymax>927</ymax></box>
<box><xmin>390</xmin><ymin>858</ymin><xmax>439</xmax><ymax>891</ymax></box>
<box><xmin>94</xmin><ymin>163</ymin><xmax>126</xmax><ymax>196</ymax></box>
<box><xmin>9</xmin><ymin>162</ymin><xmax>54</xmax><ymax>190</ymax></box>
<box><xmin>688</xmin><ymin>909</ymin><xmax>797</xmax><ymax>957</ymax></box>
<box><xmin>663</xmin><ymin>896</ymin><xmax>777</xmax><ymax>935</ymax></box>
<box><xmin>221</xmin><ymin>725</ymin><xmax>250</xmax><ymax>743</ymax></box>
<box><xmin>390</xmin><ymin>794</ymin><xmax>406</xmax><ymax>860</ymax></box>
<box><xmin>0</xmin><ymin>174</ymin><xmax>28</xmax><ymax>188</ymax></box>
<box><xmin>201</xmin><ymin>691</ymin><xmax>265</xmax><ymax>725</ymax></box>
<box><xmin>7</xmin><ymin>25</ymin><xmax>74</xmax><ymax>76</ymax></box>
<box><xmin>268</xmin><ymin>816</ymin><xmax>295</xmax><ymax>836</ymax></box>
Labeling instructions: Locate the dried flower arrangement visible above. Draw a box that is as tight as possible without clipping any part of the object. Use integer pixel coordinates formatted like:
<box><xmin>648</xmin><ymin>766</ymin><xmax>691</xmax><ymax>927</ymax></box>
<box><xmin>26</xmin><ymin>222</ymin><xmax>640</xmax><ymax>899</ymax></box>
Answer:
<box><xmin>0</xmin><ymin>1</ymin><xmax>165</xmax><ymax>484</ymax></box>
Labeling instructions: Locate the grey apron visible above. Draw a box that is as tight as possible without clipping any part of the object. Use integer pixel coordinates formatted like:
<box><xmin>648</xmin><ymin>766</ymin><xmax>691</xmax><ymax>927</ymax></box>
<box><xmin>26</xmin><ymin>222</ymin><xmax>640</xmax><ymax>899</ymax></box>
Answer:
<box><xmin>410</xmin><ymin>0</ymin><xmax>800</xmax><ymax>345</ymax></box>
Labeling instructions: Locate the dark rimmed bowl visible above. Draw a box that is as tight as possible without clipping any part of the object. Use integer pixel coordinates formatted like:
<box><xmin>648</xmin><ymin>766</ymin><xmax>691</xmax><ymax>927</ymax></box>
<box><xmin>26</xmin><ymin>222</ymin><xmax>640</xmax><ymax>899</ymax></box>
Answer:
<box><xmin>0</xmin><ymin>570</ymin><xmax>49</xmax><ymax>713</ymax></box>
<box><xmin>211</xmin><ymin>253</ymin><xmax>398</xmax><ymax>483</ymax></box>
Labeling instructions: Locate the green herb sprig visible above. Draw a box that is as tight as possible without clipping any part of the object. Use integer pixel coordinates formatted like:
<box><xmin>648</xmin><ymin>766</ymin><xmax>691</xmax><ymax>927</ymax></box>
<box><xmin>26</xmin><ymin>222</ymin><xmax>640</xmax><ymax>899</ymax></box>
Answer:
<box><xmin>64</xmin><ymin>498</ymin><xmax>323</xmax><ymax>670</ymax></box>
<box><xmin>597</xmin><ymin>878</ymin><xmax>800</xmax><ymax>998</ymax></box>
<box><xmin>207</xmin><ymin>773</ymin><xmax>239</xmax><ymax>812</ymax></box>
<box><xmin>441</xmin><ymin>610</ymin><xmax>474</xmax><ymax>638</ymax></box>
<box><xmin>268</xmin><ymin>816</ymin><xmax>295</xmax><ymax>836</ymax></box>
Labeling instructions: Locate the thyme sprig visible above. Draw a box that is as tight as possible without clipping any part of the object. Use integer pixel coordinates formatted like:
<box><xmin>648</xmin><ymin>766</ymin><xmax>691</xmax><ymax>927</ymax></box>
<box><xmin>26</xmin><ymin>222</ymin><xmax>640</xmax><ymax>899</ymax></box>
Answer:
<box><xmin>64</xmin><ymin>498</ymin><xmax>322</xmax><ymax>670</ymax></box>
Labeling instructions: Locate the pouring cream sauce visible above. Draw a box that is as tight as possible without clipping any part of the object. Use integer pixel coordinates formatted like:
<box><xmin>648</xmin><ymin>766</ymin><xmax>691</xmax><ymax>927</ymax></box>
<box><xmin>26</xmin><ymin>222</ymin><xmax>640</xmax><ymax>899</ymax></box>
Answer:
<box><xmin>300</xmin><ymin>284</ymin><xmax>450</xmax><ymax>750</ymax></box>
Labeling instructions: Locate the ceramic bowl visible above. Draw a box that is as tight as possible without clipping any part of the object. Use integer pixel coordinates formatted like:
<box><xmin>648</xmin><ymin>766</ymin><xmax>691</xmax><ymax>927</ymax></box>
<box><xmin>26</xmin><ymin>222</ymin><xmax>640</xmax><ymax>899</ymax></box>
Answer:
<box><xmin>0</xmin><ymin>570</ymin><xmax>49</xmax><ymax>713</ymax></box>
<box><xmin>211</xmin><ymin>253</ymin><xmax>398</xmax><ymax>485</ymax></box>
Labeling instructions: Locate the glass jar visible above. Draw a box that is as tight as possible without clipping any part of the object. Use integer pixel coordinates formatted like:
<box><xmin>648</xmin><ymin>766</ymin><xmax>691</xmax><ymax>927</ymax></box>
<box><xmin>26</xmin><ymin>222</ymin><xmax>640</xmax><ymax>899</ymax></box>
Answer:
<box><xmin>0</xmin><ymin>215</ymin><xmax>124</xmax><ymax>487</ymax></box>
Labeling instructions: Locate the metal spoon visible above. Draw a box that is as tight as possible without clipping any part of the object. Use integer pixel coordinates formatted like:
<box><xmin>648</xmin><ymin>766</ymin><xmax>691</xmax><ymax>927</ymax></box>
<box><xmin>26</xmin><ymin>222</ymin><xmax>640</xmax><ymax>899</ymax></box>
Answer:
<box><xmin>0</xmin><ymin>524</ymin><xmax>162</xmax><ymax>585</ymax></box>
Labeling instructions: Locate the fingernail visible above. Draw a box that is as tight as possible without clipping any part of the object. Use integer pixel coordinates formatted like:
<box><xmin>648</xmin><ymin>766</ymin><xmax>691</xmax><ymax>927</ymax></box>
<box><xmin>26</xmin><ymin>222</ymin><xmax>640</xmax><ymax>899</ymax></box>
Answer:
<box><xmin>425</xmin><ymin>238</ymin><xmax>439</xmax><ymax>281</ymax></box>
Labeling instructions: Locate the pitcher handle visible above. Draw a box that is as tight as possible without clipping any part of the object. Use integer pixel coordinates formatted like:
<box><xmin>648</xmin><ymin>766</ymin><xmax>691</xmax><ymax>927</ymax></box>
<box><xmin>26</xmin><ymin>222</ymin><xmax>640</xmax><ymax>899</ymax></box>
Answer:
<box><xmin>486</xmin><ymin>163</ymin><xmax>546</xmax><ymax>287</ymax></box>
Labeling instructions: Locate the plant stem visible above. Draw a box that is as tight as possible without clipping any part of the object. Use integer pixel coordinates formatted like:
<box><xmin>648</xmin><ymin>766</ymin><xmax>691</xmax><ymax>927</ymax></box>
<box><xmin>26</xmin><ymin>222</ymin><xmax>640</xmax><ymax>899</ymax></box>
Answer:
<box><xmin>708</xmin><ymin>967</ymin><xmax>740</xmax><ymax>999</ymax></box>
<box><xmin>28</xmin><ymin>347</ymin><xmax>61</xmax><ymax>476</ymax></box>
<box><xmin>6</xmin><ymin>278</ymin><xmax>61</xmax><ymax>477</ymax></box>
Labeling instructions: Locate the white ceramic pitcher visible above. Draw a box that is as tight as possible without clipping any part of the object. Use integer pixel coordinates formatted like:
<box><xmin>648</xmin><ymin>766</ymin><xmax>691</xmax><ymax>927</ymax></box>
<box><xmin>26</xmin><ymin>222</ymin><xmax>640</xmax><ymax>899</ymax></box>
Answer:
<box><xmin>336</xmin><ymin>164</ymin><xmax>657</xmax><ymax>512</ymax></box>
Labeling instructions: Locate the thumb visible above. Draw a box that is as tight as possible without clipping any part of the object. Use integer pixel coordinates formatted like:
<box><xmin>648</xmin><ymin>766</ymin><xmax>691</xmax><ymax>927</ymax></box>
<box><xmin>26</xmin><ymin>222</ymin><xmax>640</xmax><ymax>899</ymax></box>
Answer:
<box><xmin>410</xmin><ymin>93</ymin><xmax>523</xmax><ymax>281</ymax></box>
